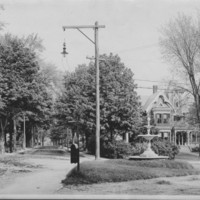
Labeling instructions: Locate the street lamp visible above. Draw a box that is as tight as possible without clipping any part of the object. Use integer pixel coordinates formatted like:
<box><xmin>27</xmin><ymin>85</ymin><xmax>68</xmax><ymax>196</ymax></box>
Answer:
<box><xmin>62</xmin><ymin>22</ymin><xmax>105</xmax><ymax>160</ymax></box>
<box><xmin>61</xmin><ymin>41</ymin><xmax>68</xmax><ymax>57</ymax></box>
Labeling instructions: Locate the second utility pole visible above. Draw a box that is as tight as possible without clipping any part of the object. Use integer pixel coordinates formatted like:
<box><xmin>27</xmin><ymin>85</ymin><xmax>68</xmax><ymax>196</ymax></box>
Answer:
<box><xmin>63</xmin><ymin>21</ymin><xmax>105</xmax><ymax>160</ymax></box>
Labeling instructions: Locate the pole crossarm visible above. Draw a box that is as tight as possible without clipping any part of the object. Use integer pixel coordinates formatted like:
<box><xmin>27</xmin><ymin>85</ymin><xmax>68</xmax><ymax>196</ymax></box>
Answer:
<box><xmin>63</xmin><ymin>25</ymin><xmax>105</xmax><ymax>30</ymax></box>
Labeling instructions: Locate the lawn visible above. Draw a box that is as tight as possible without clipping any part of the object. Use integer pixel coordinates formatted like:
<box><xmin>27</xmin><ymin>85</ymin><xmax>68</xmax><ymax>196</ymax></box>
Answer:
<box><xmin>0</xmin><ymin>154</ymin><xmax>35</xmax><ymax>167</ymax></box>
<box><xmin>0</xmin><ymin>154</ymin><xmax>41</xmax><ymax>176</ymax></box>
<box><xmin>62</xmin><ymin>159</ymin><xmax>200</xmax><ymax>185</ymax></box>
<box><xmin>176</xmin><ymin>152</ymin><xmax>200</xmax><ymax>161</ymax></box>
<box><xmin>21</xmin><ymin>146</ymin><xmax>71</xmax><ymax>157</ymax></box>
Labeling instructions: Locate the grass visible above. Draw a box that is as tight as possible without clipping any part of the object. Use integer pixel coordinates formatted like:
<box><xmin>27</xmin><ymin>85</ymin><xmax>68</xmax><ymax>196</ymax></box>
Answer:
<box><xmin>0</xmin><ymin>154</ymin><xmax>41</xmax><ymax>177</ymax></box>
<box><xmin>0</xmin><ymin>154</ymin><xmax>40</xmax><ymax>168</ymax></box>
<box><xmin>31</xmin><ymin>149</ymin><xmax>68</xmax><ymax>156</ymax></box>
<box><xmin>23</xmin><ymin>146</ymin><xmax>71</xmax><ymax>157</ymax></box>
<box><xmin>62</xmin><ymin>159</ymin><xmax>200</xmax><ymax>185</ymax></box>
<box><xmin>156</xmin><ymin>180</ymin><xmax>171</xmax><ymax>185</ymax></box>
<box><xmin>176</xmin><ymin>152</ymin><xmax>200</xmax><ymax>161</ymax></box>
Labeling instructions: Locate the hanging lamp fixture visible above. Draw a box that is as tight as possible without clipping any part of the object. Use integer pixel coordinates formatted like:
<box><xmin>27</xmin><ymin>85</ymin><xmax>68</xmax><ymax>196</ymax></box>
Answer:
<box><xmin>61</xmin><ymin>41</ymin><xmax>68</xmax><ymax>57</ymax></box>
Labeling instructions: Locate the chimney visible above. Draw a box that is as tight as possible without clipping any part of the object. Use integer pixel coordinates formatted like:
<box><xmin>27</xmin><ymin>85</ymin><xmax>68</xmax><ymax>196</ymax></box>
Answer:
<box><xmin>153</xmin><ymin>85</ymin><xmax>158</xmax><ymax>94</ymax></box>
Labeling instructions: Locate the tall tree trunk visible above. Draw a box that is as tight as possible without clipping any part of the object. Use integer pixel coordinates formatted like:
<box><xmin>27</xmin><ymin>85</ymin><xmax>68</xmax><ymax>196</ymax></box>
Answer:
<box><xmin>0</xmin><ymin>118</ymin><xmax>8</xmax><ymax>154</ymax></box>
<box><xmin>41</xmin><ymin>132</ymin><xmax>44</xmax><ymax>146</ymax></box>
<box><xmin>31</xmin><ymin>125</ymin><xmax>34</xmax><ymax>148</ymax></box>
<box><xmin>110</xmin><ymin>130</ymin><xmax>114</xmax><ymax>142</ymax></box>
<box><xmin>9</xmin><ymin>132</ymin><xmax>12</xmax><ymax>153</ymax></box>
<box><xmin>85</xmin><ymin>133</ymin><xmax>89</xmax><ymax>152</ymax></box>
<box><xmin>13</xmin><ymin>118</ymin><xmax>17</xmax><ymax>152</ymax></box>
<box><xmin>23</xmin><ymin>114</ymin><xmax>26</xmax><ymax>149</ymax></box>
<box><xmin>0</xmin><ymin>119</ymin><xmax>5</xmax><ymax>154</ymax></box>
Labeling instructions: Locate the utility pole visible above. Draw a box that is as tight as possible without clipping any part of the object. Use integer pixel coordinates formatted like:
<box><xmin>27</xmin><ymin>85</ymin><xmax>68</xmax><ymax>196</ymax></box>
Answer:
<box><xmin>23</xmin><ymin>113</ymin><xmax>26</xmax><ymax>149</ymax></box>
<box><xmin>94</xmin><ymin>22</ymin><xmax>100</xmax><ymax>160</ymax></box>
<box><xmin>62</xmin><ymin>22</ymin><xmax>105</xmax><ymax>160</ymax></box>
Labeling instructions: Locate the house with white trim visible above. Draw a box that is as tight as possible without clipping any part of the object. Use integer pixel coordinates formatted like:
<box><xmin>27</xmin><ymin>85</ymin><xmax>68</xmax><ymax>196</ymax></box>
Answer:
<box><xmin>142</xmin><ymin>85</ymin><xmax>199</xmax><ymax>146</ymax></box>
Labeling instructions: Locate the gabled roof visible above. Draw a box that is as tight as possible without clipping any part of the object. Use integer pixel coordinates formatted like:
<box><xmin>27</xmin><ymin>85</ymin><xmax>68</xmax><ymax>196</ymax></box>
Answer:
<box><xmin>143</xmin><ymin>91</ymin><xmax>174</xmax><ymax>113</ymax></box>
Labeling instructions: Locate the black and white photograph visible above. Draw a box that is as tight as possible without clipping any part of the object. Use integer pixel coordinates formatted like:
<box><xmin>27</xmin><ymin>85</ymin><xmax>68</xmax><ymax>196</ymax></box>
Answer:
<box><xmin>0</xmin><ymin>0</ymin><xmax>200</xmax><ymax>199</ymax></box>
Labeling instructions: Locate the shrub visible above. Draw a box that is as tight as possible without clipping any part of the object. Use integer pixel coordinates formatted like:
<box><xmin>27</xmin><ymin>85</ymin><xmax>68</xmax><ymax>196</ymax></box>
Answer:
<box><xmin>152</xmin><ymin>139</ymin><xmax>179</xmax><ymax>159</ymax></box>
<box><xmin>87</xmin><ymin>135</ymin><xmax>96</xmax><ymax>155</ymax></box>
<box><xmin>113</xmin><ymin>140</ymin><xmax>133</xmax><ymax>158</ymax></box>
<box><xmin>87</xmin><ymin>135</ymin><xmax>134</xmax><ymax>159</ymax></box>
<box><xmin>191</xmin><ymin>146</ymin><xmax>200</xmax><ymax>152</ymax></box>
<box><xmin>131</xmin><ymin>142</ymin><xmax>148</xmax><ymax>155</ymax></box>
<box><xmin>101</xmin><ymin>140</ymin><xmax>133</xmax><ymax>159</ymax></box>
<box><xmin>100</xmin><ymin>140</ymin><xmax>116</xmax><ymax>158</ymax></box>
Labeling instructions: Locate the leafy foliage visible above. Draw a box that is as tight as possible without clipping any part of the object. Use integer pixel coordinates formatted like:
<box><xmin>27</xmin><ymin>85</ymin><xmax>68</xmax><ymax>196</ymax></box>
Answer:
<box><xmin>54</xmin><ymin>53</ymin><xmax>143</xmax><ymax>148</ymax></box>
<box><xmin>152</xmin><ymin>139</ymin><xmax>180</xmax><ymax>159</ymax></box>
<box><xmin>0</xmin><ymin>33</ymin><xmax>54</xmax><ymax>152</ymax></box>
<box><xmin>191</xmin><ymin>146</ymin><xmax>200</xmax><ymax>152</ymax></box>
<box><xmin>131</xmin><ymin>142</ymin><xmax>148</xmax><ymax>155</ymax></box>
<box><xmin>101</xmin><ymin>140</ymin><xmax>133</xmax><ymax>158</ymax></box>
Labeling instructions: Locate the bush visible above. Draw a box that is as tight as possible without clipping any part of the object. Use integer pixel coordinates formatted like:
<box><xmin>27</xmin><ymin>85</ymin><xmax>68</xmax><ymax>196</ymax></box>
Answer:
<box><xmin>101</xmin><ymin>140</ymin><xmax>133</xmax><ymax>159</ymax></box>
<box><xmin>87</xmin><ymin>136</ymin><xmax>179</xmax><ymax>159</ymax></box>
<box><xmin>87</xmin><ymin>135</ymin><xmax>96</xmax><ymax>155</ymax></box>
<box><xmin>191</xmin><ymin>146</ymin><xmax>200</xmax><ymax>152</ymax></box>
<box><xmin>152</xmin><ymin>140</ymin><xmax>179</xmax><ymax>159</ymax></box>
<box><xmin>87</xmin><ymin>135</ymin><xmax>133</xmax><ymax>159</ymax></box>
<box><xmin>131</xmin><ymin>142</ymin><xmax>148</xmax><ymax>155</ymax></box>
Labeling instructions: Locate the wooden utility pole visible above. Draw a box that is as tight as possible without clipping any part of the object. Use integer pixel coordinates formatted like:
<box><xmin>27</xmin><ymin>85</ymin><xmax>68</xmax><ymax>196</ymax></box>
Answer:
<box><xmin>23</xmin><ymin>113</ymin><xmax>26</xmax><ymax>149</ymax></box>
<box><xmin>94</xmin><ymin>22</ymin><xmax>100</xmax><ymax>159</ymax></box>
<box><xmin>62</xmin><ymin>22</ymin><xmax>105</xmax><ymax>160</ymax></box>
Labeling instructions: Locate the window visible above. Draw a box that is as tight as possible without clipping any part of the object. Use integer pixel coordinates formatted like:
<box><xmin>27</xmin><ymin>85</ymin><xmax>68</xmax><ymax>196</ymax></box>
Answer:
<box><xmin>157</xmin><ymin>114</ymin><xmax>162</xmax><ymax>123</ymax></box>
<box><xmin>163</xmin><ymin>114</ymin><xmax>170</xmax><ymax>124</ymax></box>
<box><xmin>174</xmin><ymin>116</ymin><xmax>181</xmax><ymax>121</ymax></box>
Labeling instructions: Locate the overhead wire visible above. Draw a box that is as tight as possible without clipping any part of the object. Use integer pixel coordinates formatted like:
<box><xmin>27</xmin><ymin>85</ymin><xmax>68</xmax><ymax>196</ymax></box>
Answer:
<box><xmin>134</xmin><ymin>79</ymin><xmax>186</xmax><ymax>85</ymax></box>
<box><xmin>112</xmin><ymin>43</ymin><xmax>159</xmax><ymax>54</ymax></box>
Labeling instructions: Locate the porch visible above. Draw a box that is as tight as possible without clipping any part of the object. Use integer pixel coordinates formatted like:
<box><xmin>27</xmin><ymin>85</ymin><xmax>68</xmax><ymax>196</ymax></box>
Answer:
<box><xmin>156</xmin><ymin>126</ymin><xmax>200</xmax><ymax>146</ymax></box>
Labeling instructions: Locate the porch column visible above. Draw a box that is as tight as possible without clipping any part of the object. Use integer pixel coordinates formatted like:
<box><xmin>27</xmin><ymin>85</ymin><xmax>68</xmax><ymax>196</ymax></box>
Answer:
<box><xmin>169</xmin><ymin>131</ymin><xmax>171</xmax><ymax>143</ymax></box>
<box><xmin>191</xmin><ymin>132</ymin><xmax>193</xmax><ymax>144</ymax></box>
<box><xmin>181</xmin><ymin>132</ymin><xmax>183</xmax><ymax>145</ymax></box>
<box><xmin>178</xmin><ymin>133</ymin><xmax>180</xmax><ymax>145</ymax></box>
<box><xmin>196</xmin><ymin>132</ymin><xmax>198</xmax><ymax>144</ymax></box>
<box><xmin>187</xmin><ymin>131</ymin><xmax>190</xmax><ymax>145</ymax></box>
<box><xmin>174</xmin><ymin>130</ymin><xmax>177</xmax><ymax>145</ymax></box>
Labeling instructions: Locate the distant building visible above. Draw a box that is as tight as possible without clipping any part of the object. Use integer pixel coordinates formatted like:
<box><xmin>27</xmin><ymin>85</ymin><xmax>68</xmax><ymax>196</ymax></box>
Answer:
<box><xmin>142</xmin><ymin>85</ymin><xmax>199</xmax><ymax>146</ymax></box>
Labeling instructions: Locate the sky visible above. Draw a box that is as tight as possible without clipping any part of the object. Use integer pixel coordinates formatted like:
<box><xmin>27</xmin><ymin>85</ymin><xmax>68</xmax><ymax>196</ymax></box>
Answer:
<box><xmin>0</xmin><ymin>0</ymin><xmax>200</xmax><ymax>97</ymax></box>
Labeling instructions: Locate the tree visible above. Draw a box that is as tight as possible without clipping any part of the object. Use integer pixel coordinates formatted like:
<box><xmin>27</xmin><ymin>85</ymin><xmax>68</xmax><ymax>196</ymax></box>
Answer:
<box><xmin>39</xmin><ymin>62</ymin><xmax>65</xmax><ymax>99</ymax></box>
<box><xmin>159</xmin><ymin>13</ymin><xmax>200</xmax><ymax>155</ymax></box>
<box><xmin>160</xmin><ymin>13</ymin><xmax>200</xmax><ymax>126</ymax></box>
<box><xmin>98</xmin><ymin>54</ymin><xmax>142</xmax><ymax>141</ymax></box>
<box><xmin>54</xmin><ymin>53</ymin><xmax>143</xmax><ymax>150</ymax></box>
<box><xmin>0</xmin><ymin>33</ymin><xmax>53</xmax><ymax>152</ymax></box>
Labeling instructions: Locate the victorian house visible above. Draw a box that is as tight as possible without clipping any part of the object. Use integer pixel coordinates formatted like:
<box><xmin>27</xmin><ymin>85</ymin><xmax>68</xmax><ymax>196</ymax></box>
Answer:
<box><xmin>142</xmin><ymin>85</ymin><xmax>199</xmax><ymax>146</ymax></box>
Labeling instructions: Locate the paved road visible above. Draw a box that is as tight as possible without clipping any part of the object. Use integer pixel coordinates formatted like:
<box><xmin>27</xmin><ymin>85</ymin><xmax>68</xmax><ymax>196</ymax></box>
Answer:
<box><xmin>0</xmin><ymin>153</ymin><xmax>94</xmax><ymax>195</ymax></box>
